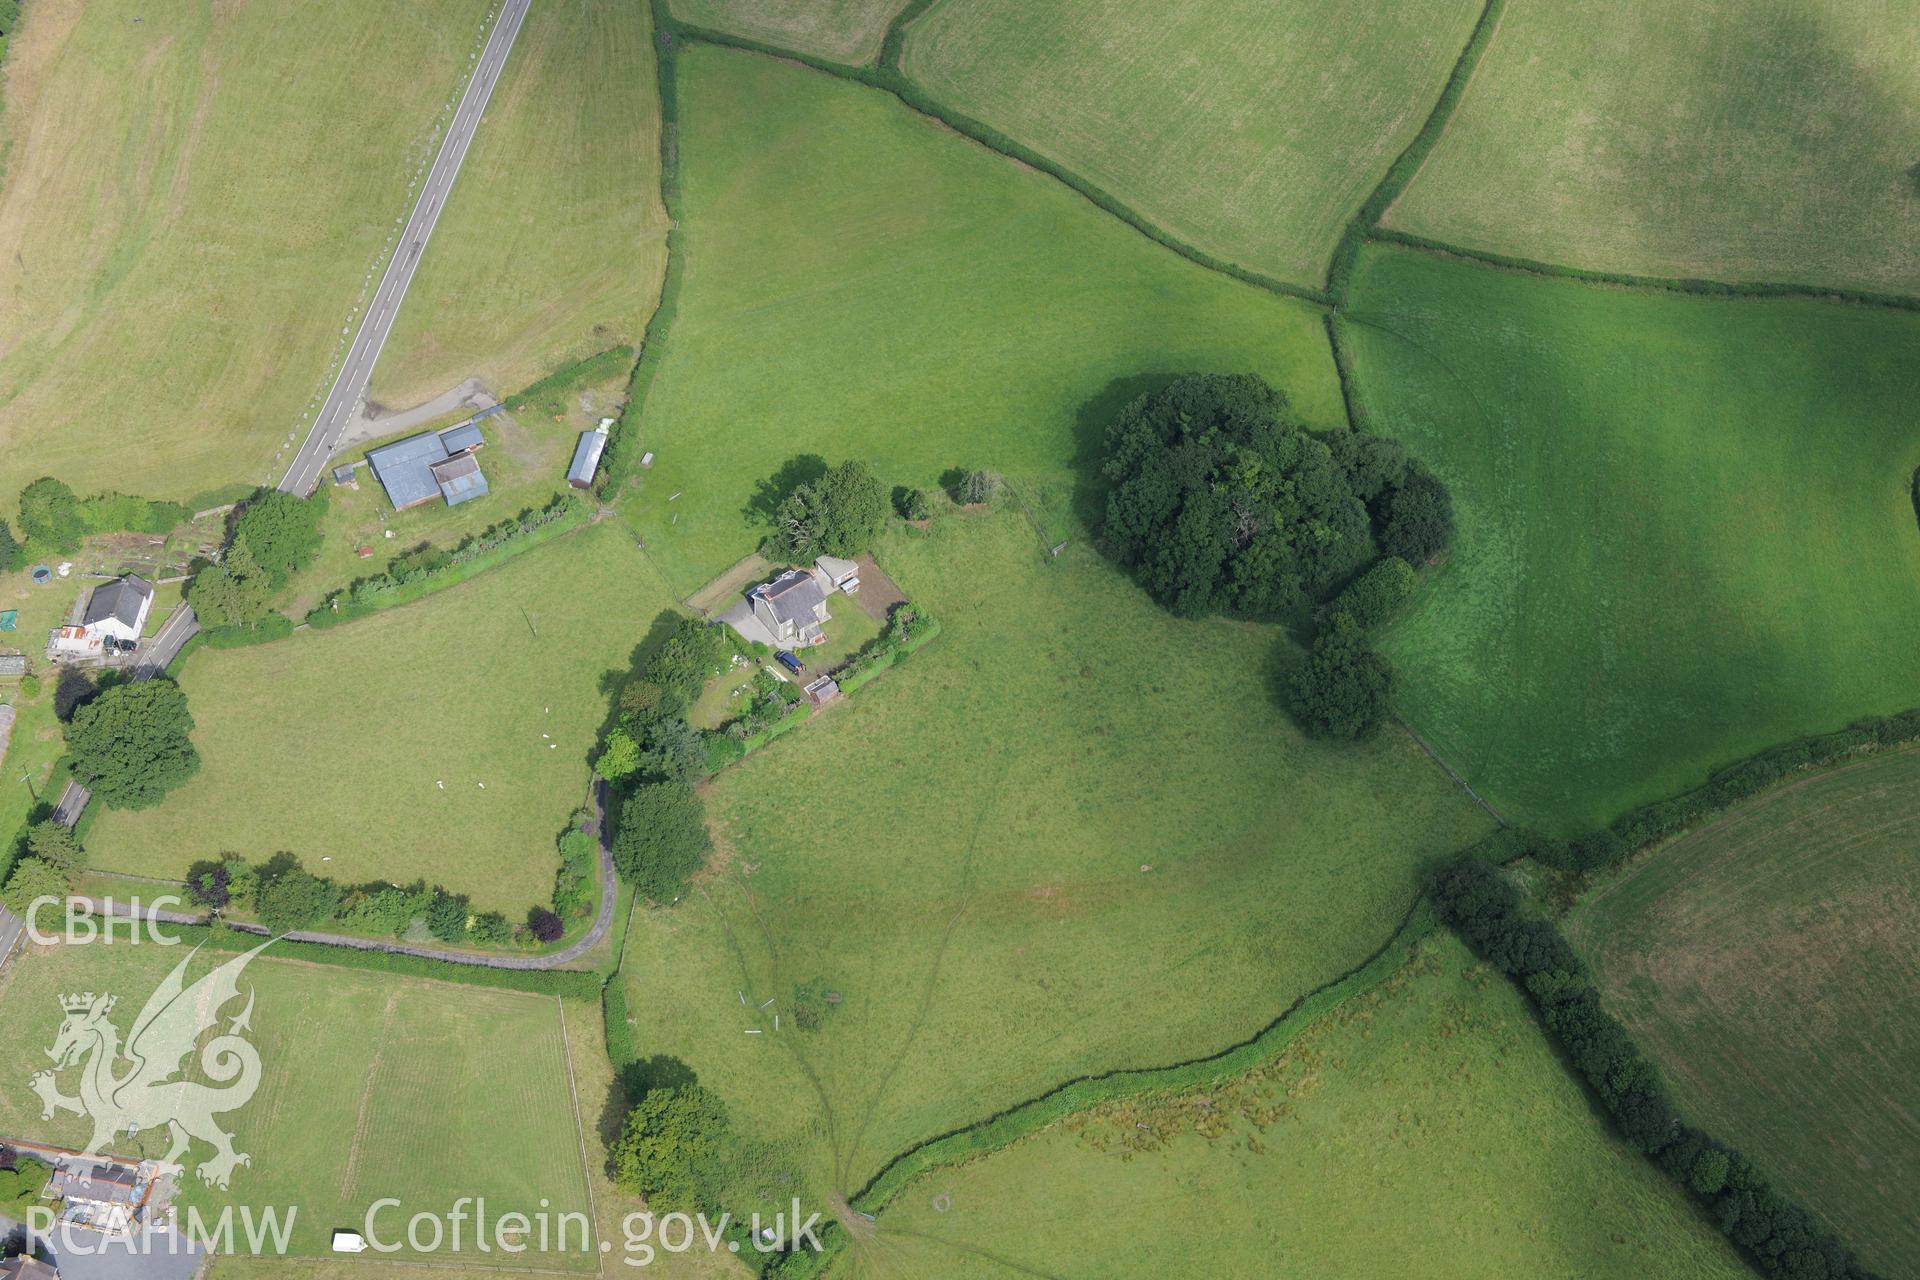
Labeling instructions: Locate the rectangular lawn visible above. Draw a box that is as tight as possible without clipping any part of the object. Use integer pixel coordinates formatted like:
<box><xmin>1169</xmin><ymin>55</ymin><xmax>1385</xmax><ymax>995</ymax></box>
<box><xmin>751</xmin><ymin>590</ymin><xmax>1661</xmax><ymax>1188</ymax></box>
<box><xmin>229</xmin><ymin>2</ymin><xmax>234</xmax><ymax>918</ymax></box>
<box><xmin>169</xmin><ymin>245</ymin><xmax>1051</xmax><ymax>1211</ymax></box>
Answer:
<box><xmin>86</xmin><ymin>524</ymin><xmax>680</xmax><ymax>914</ymax></box>
<box><xmin>0</xmin><ymin>941</ymin><xmax>596</xmax><ymax>1264</ymax></box>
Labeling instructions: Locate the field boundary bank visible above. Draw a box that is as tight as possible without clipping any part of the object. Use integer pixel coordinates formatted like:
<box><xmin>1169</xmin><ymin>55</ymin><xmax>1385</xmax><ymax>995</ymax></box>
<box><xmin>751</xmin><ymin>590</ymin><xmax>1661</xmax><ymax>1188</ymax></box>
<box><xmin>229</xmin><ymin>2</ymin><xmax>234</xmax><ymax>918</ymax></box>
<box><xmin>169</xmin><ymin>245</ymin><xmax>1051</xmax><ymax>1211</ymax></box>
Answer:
<box><xmin>655</xmin><ymin>14</ymin><xmax>1331</xmax><ymax>306</ymax></box>
<box><xmin>1486</xmin><ymin>707</ymin><xmax>1920</xmax><ymax>886</ymax></box>
<box><xmin>1324</xmin><ymin>0</ymin><xmax>1505</xmax><ymax>306</ymax></box>
<box><xmin>763</xmin><ymin>895</ymin><xmax>1439</xmax><ymax>1277</ymax></box>
<box><xmin>1430</xmin><ymin>859</ymin><xmax>1885</xmax><ymax>1280</ymax></box>
<box><xmin>1369</xmin><ymin>229</ymin><xmax>1920</xmax><ymax>315</ymax></box>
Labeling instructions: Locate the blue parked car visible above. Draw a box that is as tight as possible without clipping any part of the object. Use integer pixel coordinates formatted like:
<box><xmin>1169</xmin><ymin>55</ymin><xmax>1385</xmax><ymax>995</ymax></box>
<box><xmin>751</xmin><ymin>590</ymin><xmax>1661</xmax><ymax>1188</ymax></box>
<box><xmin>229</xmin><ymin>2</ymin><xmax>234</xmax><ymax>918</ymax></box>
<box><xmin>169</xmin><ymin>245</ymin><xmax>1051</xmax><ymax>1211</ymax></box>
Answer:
<box><xmin>776</xmin><ymin>650</ymin><xmax>804</xmax><ymax>674</ymax></box>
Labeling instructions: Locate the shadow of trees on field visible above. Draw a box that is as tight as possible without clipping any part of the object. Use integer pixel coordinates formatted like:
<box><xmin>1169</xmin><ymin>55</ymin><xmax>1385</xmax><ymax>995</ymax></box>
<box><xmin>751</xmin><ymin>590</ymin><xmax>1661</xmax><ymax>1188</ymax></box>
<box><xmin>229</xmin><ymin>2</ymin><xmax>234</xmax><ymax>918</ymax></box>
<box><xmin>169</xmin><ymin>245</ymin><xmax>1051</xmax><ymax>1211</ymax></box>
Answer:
<box><xmin>741</xmin><ymin>454</ymin><xmax>827</xmax><ymax>534</ymax></box>
<box><xmin>590</xmin><ymin>609</ymin><xmax>687</xmax><ymax>766</ymax></box>
<box><xmin>1070</xmin><ymin>373</ymin><xmax>1182</xmax><ymax>541</ymax></box>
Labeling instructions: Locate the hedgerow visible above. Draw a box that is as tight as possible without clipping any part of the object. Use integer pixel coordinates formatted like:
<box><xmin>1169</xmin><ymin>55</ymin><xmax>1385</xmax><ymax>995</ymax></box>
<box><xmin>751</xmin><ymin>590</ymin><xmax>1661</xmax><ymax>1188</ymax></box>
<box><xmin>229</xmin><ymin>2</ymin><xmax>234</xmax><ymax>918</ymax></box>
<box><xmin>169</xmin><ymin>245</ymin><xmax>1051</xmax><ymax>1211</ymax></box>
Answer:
<box><xmin>1537</xmin><ymin>709</ymin><xmax>1920</xmax><ymax>875</ymax></box>
<box><xmin>503</xmin><ymin>345</ymin><xmax>637</xmax><ymax>415</ymax></box>
<box><xmin>306</xmin><ymin>495</ymin><xmax>586</xmax><ymax>628</ymax></box>
<box><xmin>1369</xmin><ymin>228</ymin><xmax>1920</xmax><ymax>316</ymax></box>
<box><xmin>1323</xmin><ymin>0</ymin><xmax>1508</xmax><ymax>303</ymax></box>
<box><xmin>1428</xmin><ymin>858</ymin><xmax>1883</xmax><ymax>1280</ymax></box>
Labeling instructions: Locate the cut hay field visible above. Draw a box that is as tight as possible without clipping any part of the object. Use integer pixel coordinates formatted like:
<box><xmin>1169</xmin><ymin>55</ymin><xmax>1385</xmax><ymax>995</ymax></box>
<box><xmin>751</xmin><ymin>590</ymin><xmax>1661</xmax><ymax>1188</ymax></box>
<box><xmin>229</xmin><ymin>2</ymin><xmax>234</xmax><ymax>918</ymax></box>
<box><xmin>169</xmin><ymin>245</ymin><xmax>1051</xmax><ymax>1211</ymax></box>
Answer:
<box><xmin>0</xmin><ymin>941</ymin><xmax>595</xmax><ymax>1264</ymax></box>
<box><xmin>627</xmin><ymin>47</ymin><xmax>1345</xmax><ymax>593</ymax></box>
<box><xmin>371</xmin><ymin>0</ymin><xmax>668</xmax><ymax>410</ymax></box>
<box><xmin>1385</xmin><ymin>0</ymin><xmax>1920</xmax><ymax>295</ymax></box>
<box><xmin>1566</xmin><ymin>747</ymin><xmax>1920</xmax><ymax>1279</ymax></box>
<box><xmin>86</xmin><ymin>523</ymin><xmax>678</xmax><ymax>914</ymax></box>
<box><xmin>0</xmin><ymin>0</ymin><xmax>495</xmax><ymax>504</ymax></box>
<box><xmin>853</xmin><ymin>934</ymin><xmax>1749</xmax><ymax>1279</ymax></box>
<box><xmin>668</xmin><ymin>0</ymin><xmax>904</xmax><ymax>65</ymax></box>
<box><xmin>1343</xmin><ymin>244</ymin><xmax>1920</xmax><ymax>832</ymax></box>
<box><xmin>623</xmin><ymin>510</ymin><xmax>1493</xmax><ymax>1209</ymax></box>
<box><xmin>898</xmin><ymin>0</ymin><xmax>1484</xmax><ymax>288</ymax></box>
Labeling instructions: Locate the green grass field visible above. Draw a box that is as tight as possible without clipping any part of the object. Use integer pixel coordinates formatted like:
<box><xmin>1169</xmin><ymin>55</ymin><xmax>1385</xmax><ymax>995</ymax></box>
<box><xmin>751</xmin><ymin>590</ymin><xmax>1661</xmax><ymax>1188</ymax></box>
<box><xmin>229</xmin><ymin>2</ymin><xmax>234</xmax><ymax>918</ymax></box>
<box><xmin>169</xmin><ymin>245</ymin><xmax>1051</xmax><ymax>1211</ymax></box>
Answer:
<box><xmin>0</xmin><ymin>941</ymin><xmax>595</xmax><ymax>1263</ymax></box>
<box><xmin>371</xmin><ymin>0</ymin><xmax>669</xmax><ymax>410</ymax></box>
<box><xmin>668</xmin><ymin>0</ymin><xmax>905</xmax><ymax>64</ymax></box>
<box><xmin>86</xmin><ymin>523</ymin><xmax>679</xmax><ymax>914</ymax></box>
<box><xmin>1385</xmin><ymin>0</ymin><xmax>1920</xmax><ymax>295</ymax></box>
<box><xmin>855</xmin><ymin>934</ymin><xmax>1748</xmax><ymax>1278</ymax></box>
<box><xmin>1342</xmin><ymin>244</ymin><xmax>1920</xmax><ymax>832</ymax></box>
<box><xmin>627</xmin><ymin>47</ymin><xmax>1345</xmax><ymax>592</ymax></box>
<box><xmin>899</xmin><ymin>0</ymin><xmax>1484</xmax><ymax>287</ymax></box>
<box><xmin>1566</xmin><ymin>748</ymin><xmax>1920</xmax><ymax>1279</ymax></box>
<box><xmin>623</xmin><ymin>510</ymin><xmax>1493</xmax><ymax>1205</ymax></box>
<box><xmin>0</xmin><ymin>0</ymin><xmax>494</xmax><ymax>504</ymax></box>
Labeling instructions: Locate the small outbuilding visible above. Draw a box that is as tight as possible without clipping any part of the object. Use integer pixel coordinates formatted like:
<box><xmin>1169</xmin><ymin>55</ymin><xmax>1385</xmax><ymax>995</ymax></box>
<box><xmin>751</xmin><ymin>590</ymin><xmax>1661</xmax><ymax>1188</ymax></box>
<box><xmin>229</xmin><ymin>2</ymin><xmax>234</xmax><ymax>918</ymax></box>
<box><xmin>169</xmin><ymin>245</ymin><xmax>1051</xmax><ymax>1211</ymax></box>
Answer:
<box><xmin>567</xmin><ymin>427</ymin><xmax>608</xmax><ymax>489</ymax></box>
<box><xmin>0</xmin><ymin>656</ymin><xmax>26</xmax><ymax>679</ymax></box>
<box><xmin>814</xmin><ymin>555</ymin><xmax>860</xmax><ymax>595</ymax></box>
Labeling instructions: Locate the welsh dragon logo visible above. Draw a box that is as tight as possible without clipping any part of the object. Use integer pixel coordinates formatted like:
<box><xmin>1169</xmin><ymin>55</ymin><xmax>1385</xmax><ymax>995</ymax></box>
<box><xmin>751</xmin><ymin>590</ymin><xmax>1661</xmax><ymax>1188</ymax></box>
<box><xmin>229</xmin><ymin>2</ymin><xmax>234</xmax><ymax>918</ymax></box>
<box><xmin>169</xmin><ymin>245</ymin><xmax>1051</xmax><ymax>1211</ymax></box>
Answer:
<box><xmin>29</xmin><ymin>941</ymin><xmax>271</xmax><ymax>1189</ymax></box>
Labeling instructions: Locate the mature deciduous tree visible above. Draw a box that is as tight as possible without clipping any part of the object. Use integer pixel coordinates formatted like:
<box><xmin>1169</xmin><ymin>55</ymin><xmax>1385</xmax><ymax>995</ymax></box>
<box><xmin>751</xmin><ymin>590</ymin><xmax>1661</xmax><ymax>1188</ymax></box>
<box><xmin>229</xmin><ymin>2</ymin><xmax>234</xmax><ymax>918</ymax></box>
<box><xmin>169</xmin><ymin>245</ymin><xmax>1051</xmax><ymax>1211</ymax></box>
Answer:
<box><xmin>613</xmin><ymin>782</ymin><xmax>711</xmax><ymax>903</ymax></box>
<box><xmin>1285</xmin><ymin>619</ymin><xmax>1393</xmax><ymax>739</ymax></box>
<box><xmin>229</xmin><ymin>489</ymin><xmax>325</xmax><ymax>587</ymax></box>
<box><xmin>610</xmin><ymin>1084</ymin><xmax>731</xmax><ymax>1214</ymax></box>
<box><xmin>65</xmin><ymin>679</ymin><xmax>199</xmax><ymax>809</ymax></box>
<box><xmin>1102</xmin><ymin>374</ymin><xmax>1372</xmax><ymax>617</ymax></box>
<box><xmin>16</xmin><ymin>478</ymin><xmax>85</xmax><ymax>552</ymax></box>
<box><xmin>768</xmin><ymin>460</ymin><xmax>886</xmax><ymax>560</ymax></box>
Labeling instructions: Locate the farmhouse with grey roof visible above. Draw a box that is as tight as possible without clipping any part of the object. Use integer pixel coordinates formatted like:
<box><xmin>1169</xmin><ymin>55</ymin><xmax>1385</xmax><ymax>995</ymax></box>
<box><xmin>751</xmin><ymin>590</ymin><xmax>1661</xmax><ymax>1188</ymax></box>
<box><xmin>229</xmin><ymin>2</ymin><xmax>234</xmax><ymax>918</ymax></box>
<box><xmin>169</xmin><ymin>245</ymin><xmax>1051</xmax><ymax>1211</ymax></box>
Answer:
<box><xmin>367</xmin><ymin>423</ymin><xmax>490</xmax><ymax>510</ymax></box>
<box><xmin>719</xmin><ymin>563</ymin><xmax>837</xmax><ymax>649</ymax></box>
<box><xmin>80</xmin><ymin>576</ymin><xmax>154</xmax><ymax>644</ymax></box>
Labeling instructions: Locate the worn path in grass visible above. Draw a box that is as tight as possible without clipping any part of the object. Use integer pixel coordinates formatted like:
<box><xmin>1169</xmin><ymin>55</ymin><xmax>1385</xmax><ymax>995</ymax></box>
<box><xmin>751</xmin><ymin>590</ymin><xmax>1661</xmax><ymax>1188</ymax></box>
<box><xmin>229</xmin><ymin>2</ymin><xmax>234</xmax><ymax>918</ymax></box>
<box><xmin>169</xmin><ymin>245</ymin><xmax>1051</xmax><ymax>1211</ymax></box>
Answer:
<box><xmin>1567</xmin><ymin>748</ymin><xmax>1920</xmax><ymax>1279</ymax></box>
<box><xmin>1344</xmin><ymin>244</ymin><xmax>1920</xmax><ymax>832</ymax></box>
<box><xmin>624</xmin><ymin>511</ymin><xmax>1493</xmax><ymax>1212</ymax></box>
<box><xmin>84</xmin><ymin>524</ymin><xmax>677</xmax><ymax>915</ymax></box>
<box><xmin>854</xmin><ymin>934</ymin><xmax>1750</xmax><ymax>1279</ymax></box>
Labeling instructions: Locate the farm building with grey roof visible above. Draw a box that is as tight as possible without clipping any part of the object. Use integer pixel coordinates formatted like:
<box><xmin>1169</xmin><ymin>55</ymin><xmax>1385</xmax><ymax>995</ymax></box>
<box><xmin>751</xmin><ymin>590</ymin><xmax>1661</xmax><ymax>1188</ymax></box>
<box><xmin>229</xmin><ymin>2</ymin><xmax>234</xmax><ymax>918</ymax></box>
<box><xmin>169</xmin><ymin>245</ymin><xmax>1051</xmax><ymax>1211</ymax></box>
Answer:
<box><xmin>367</xmin><ymin>423</ymin><xmax>491</xmax><ymax>510</ymax></box>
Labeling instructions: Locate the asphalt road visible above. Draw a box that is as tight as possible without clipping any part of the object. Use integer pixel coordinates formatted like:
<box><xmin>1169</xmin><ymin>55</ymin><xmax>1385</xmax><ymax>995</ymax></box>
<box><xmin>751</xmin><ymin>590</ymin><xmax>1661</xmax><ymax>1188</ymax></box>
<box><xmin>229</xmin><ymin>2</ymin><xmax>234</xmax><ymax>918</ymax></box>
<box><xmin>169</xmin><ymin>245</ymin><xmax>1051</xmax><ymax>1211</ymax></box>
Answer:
<box><xmin>49</xmin><ymin>606</ymin><xmax>199</xmax><ymax>828</ymax></box>
<box><xmin>278</xmin><ymin>0</ymin><xmax>532</xmax><ymax>496</ymax></box>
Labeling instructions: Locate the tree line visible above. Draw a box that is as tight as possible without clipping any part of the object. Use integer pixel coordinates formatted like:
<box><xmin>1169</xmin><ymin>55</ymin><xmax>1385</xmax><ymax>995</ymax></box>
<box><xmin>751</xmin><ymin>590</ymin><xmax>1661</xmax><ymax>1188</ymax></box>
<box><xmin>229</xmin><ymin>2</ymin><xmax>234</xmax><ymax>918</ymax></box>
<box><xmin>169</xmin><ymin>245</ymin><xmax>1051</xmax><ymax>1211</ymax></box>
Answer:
<box><xmin>1428</xmin><ymin>856</ymin><xmax>1884</xmax><ymax>1280</ymax></box>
